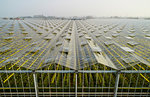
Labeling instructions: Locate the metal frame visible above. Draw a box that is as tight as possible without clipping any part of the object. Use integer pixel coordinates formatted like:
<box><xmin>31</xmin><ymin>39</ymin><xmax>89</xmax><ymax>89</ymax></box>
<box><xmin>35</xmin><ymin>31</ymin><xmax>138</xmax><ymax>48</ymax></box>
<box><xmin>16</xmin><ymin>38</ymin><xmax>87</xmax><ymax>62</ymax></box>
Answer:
<box><xmin>0</xmin><ymin>70</ymin><xmax>150</xmax><ymax>97</ymax></box>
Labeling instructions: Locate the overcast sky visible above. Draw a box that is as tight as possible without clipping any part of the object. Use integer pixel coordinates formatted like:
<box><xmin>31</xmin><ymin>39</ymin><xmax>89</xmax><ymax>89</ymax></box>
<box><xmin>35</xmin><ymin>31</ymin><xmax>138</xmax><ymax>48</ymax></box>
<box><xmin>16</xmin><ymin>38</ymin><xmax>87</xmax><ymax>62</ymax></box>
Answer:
<box><xmin>0</xmin><ymin>0</ymin><xmax>150</xmax><ymax>17</ymax></box>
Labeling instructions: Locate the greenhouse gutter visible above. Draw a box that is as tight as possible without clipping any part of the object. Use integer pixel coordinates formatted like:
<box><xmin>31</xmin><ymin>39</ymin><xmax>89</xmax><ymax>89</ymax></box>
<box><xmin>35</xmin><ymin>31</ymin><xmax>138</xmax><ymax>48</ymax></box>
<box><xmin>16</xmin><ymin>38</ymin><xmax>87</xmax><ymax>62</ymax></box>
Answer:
<box><xmin>0</xmin><ymin>70</ymin><xmax>150</xmax><ymax>73</ymax></box>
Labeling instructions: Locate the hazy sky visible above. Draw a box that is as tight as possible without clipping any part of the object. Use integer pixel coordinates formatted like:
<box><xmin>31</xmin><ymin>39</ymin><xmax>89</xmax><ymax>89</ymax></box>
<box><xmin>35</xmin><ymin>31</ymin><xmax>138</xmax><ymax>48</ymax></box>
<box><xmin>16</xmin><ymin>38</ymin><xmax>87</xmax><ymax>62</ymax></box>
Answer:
<box><xmin>0</xmin><ymin>0</ymin><xmax>150</xmax><ymax>17</ymax></box>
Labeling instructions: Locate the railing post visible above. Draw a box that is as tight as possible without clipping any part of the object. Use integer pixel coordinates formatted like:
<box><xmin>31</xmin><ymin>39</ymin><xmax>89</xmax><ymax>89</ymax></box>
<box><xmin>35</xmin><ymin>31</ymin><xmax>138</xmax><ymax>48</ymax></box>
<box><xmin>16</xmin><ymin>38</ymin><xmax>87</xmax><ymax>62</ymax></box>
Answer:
<box><xmin>114</xmin><ymin>70</ymin><xmax>120</xmax><ymax>97</ymax></box>
<box><xmin>33</xmin><ymin>71</ymin><xmax>39</xmax><ymax>97</ymax></box>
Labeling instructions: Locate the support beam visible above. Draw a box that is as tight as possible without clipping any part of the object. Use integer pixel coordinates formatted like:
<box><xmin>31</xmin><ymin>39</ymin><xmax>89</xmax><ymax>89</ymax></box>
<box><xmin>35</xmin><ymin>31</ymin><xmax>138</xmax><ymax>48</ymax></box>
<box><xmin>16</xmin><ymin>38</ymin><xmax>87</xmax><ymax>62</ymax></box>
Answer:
<box><xmin>36</xmin><ymin>70</ymin><xmax>75</xmax><ymax>73</ymax></box>
<box><xmin>114</xmin><ymin>71</ymin><xmax>120</xmax><ymax>97</ymax></box>
<box><xmin>78</xmin><ymin>70</ymin><xmax>116</xmax><ymax>73</ymax></box>
<box><xmin>0</xmin><ymin>70</ymin><xmax>32</xmax><ymax>73</ymax></box>
<box><xmin>33</xmin><ymin>72</ymin><xmax>39</xmax><ymax>97</ymax></box>
<box><xmin>0</xmin><ymin>70</ymin><xmax>150</xmax><ymax>73</ymax></box>
<box><xmin>75</xmin><ymin>73</ymin><xmax>77</xmax><ymax>97</ymax></box>
<box><xmin>120</xmin><ymin>70</ymin><xmax>150</xmax><ymax>73</ymax></box>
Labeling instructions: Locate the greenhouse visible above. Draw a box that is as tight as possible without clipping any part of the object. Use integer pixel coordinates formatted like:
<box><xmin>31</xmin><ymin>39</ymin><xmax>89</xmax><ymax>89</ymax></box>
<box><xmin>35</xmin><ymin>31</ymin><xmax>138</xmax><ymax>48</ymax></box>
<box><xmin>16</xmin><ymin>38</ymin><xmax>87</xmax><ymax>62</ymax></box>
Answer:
<box><xmin>0</xmin><ymin>19</ymin><xmax>150</xmax><ymax>97</ymax></box>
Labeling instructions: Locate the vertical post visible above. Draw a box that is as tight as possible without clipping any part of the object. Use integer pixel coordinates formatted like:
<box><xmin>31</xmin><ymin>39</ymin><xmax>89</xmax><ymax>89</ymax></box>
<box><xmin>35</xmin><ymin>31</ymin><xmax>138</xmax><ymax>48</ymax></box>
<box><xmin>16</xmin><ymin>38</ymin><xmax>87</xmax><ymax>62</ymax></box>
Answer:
<box><xmin>75</xmin><ymin>70</ymin><xmax>78</xmax><ymax>97</ymax></box>
<box><xmin>33</xmin><ymin>71</ymin><xmax>39</xmax><ymax>97</ymax></box>
<box><xmin>114</xmin><ymin>71</ymin><xmax>120</xmax><ymax>97</ymax></box>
